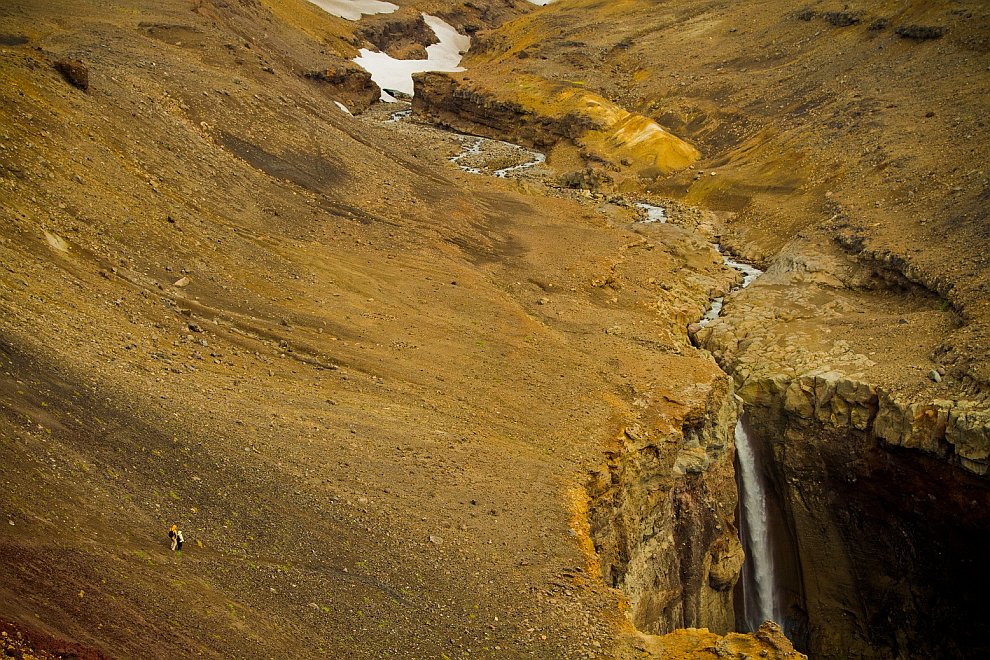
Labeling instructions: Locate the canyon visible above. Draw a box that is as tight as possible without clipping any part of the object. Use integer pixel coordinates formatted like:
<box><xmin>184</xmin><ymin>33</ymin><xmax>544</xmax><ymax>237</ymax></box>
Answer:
<box><xmin>1</xmin><ymin>0</ymin><xmax>988</xmax><ymax>658</ymax></box>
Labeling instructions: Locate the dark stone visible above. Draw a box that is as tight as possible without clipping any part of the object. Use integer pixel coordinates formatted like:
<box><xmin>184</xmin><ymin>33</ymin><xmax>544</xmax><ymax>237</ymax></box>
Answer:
<box><xmin>823</xmin><ymin>11</ymin><xmax>862</xmax><ymax>27</ymax></box>
<box><xmin>54</xmin><ymin>58</ymin><xmax>89</xmax><ymax>91</ymax></box>
<box><xmin>869</xmin><ymin>18</ymin><xmax>890</xmax><ymax>32</ymax></box>
<box><xmin>895</xmin><ymin>25</ymin><xmax>946</xmax><ymax>40</ymax></box>
<box><xmin>0</xmin><ymin>34</ymin><xmax>29</xmax><ymax>46</ymax></box>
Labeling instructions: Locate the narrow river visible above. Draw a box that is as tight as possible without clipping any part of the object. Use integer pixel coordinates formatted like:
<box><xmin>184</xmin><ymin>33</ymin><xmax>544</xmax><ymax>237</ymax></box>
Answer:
<box><xmin>394</xmin><ymin>106</ymin><xmax>781</xmax><ymax>637</ymax></box>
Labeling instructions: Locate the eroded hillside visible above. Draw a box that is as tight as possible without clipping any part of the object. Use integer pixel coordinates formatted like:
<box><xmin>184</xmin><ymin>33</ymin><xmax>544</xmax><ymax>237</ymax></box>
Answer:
<box><xmin>0</xmin><ymin>0</ymin><xmax>786</xmax><ymax>657</ymax></box>
<box><xmin>2</xmin><ymin>0</ymin><xmax>985</xmax><ymax>657</ymax></box>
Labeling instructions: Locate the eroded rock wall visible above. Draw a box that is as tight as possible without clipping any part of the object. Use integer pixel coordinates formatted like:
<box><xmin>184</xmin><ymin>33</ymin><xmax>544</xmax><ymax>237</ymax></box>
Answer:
<box><xmin>738</xmin><ymin>396</ymin><xmax>990</xmax><ymax>658</ymax></box>
<box><xmin>586</xmin><ymin>373</ymin><xmax>744</xmax><ymax>635</ymax></box>
<box><xmin>731</xmin><ymin>370</ymin><xmax>990</xmax><ymax>477</ymax></box>
<box><xmin>693</xmin><ymin>244</ymin><xmax>990</xmax><ymax>657</ymax></box>
<box><xmin>412</xmin><ymin>71</ymin><xmax>699</xmax><ymax>188</ymax></box>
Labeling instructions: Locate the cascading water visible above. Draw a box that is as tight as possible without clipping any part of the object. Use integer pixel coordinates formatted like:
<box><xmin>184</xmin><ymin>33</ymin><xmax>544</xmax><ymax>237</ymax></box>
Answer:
<box><xmin>734</xmin><ymin>415</ymin><xmax>783</xmax><ymax>631</ymax></box>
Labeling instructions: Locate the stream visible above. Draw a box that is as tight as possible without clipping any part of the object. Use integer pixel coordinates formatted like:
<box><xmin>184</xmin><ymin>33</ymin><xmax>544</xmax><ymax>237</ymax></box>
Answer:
<box><xmin>698</xmin><ymin>247</ymin><xmax>763</xmax><ymax>328</ymax></box>
<box><xmin>397</xmin><ymin>109</ymin><xmax>779</xmax><ymax>634</ymax></box>
<box><xmin>448</xmin><ymin>134</ymin><xmax>546</xmax><ymax>178</ymax></box>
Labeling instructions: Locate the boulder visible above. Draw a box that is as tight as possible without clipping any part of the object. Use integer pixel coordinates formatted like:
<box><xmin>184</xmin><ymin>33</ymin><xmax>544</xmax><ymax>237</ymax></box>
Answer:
<box><xmin>54</xmin><ymin>58</ymin><xmax>88</xmax><ymax>91</ymax></box>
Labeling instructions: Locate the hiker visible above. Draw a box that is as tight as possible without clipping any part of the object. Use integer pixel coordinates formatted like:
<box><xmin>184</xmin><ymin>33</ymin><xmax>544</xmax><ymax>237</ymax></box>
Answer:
<box><xmin>176</xmin><ymin>528</ymin><xmax>184</xmax><ymax>551</ymax></box>
<box><xmin>169</xmin><ymin>524</ymin><xmax>178</xmax><ymax>551</ymax></box>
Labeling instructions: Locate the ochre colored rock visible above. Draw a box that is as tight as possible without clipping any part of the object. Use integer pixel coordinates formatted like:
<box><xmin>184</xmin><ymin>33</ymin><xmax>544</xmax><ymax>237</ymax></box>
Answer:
<box><xmin>303</xmin><ymin>59</ymin><xmax>379</xmax><ymax>111</ymax></box>
<box><xmin>413</xmin><ymin>72</ymin><xmax>698</xmax><ymax>187</ymax></box>
<box><xmin>587</xmin><ymin>373</ymin><xmax>742</xmax><ymax>636</ymax></box>
<box><xmin>633</xmin><ymin>621</ymin><xmax>806</xmax><ymax>659</ymax></box>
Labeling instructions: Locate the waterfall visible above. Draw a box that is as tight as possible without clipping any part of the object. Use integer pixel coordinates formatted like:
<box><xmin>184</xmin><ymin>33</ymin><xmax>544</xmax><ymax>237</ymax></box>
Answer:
<box><xmin>735</xmin><ymin>415</ymin><xmax>783</xmax><ymax>631</ymax></box>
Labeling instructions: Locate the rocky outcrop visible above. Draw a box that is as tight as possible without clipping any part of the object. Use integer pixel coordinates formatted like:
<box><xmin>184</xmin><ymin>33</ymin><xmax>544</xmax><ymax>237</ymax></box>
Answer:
<box><xmin>413</xmin><ymin>72</ymin><xmax>699</xmax><ymax>189</ymax></box>
<box><xmin>692</xmin><ymin>241</ymin><xmax>990</xmax><ymax>657</ymax></box>
<box><xmin>303</xmin><ymin>59</ymin><xmax>379</xmax><ymax>111</ymax></box>
<box><xmin>586</xmin><ymin>373</ymin><xmax>743</xmax><ymax>635</ymax></box>
<box><xmin>357</xmin><ymin>8</ymin><xmax>437</xmax><ymax>60</ymax></box>
<box><xmin>692</xmin><ymin>239</ymin><xmax>990</xmax><ymax>477</ymax></box>
<box><xmin>413</xmin><ymin>71</ymin><xmax>571</xmax><ymax>148</ymax></box>
<box><xmin>725</xmin><ymin>369</ymin><xmax>990</xmax><ymax>476</ymax></box>
<box><xmin>633</xmin><ymin>621</ymin><xmax>806</xmax><ymax>659</ymax></box>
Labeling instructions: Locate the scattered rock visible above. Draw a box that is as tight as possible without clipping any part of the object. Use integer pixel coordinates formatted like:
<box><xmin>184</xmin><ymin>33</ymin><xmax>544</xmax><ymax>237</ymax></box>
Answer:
<box><xmin>929</xmin><ymin>369</ymin><xmax>942</xmax><ymax>383</ymax></box>
<box><xmin>896</xmin><ymin>25</ymin><xmax>945</xmax><ymax>40</ymax></box>
<box><xmin>823</xmin><ymin>11</ymin><xmax>861</xmax><ymax>27</ymax></box>
<box><xmin>173</xmin><ymin>276</ymin><xmax>191</xmax><ymax>287</ymax></box>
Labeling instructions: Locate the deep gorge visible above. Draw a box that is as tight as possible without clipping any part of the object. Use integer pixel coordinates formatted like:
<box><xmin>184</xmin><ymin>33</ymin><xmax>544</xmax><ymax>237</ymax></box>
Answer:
<box><xmin>735</xmin><ymin>389</ymin><xmax>990</xmax><ymax>658</ymax></box>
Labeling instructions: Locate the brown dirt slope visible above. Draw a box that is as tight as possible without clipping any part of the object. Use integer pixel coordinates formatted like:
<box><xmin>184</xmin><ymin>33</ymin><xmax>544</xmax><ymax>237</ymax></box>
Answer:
<box><xmin>0</xmin><ymin>0</ymin><xmax>737</xmax><ymax>657</ymax></box>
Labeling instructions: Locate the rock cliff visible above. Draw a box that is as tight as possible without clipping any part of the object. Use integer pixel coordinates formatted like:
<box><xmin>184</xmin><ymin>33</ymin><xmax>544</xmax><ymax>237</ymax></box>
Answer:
<box><xmin>586</xmin><ymin>372</ymin><xmax>743</xmax><ymax>635</ymax></box>
<box><xmin>693</xmin><ymin>239</ymin><xmax>990</xmax><ymax>657</ymax></box>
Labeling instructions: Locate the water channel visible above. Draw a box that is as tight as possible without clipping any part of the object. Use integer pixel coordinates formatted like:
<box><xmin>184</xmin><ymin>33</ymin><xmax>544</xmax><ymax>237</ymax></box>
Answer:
<box><xmin>390</xmin><ymin>102</ymin><xmax>781</xmax><ymax>639</ymax></box>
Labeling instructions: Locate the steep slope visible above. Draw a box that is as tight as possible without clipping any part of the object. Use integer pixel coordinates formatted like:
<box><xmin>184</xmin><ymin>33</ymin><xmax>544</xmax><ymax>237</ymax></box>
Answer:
<box><xmin>0</xmin><ymin>0</ymin><xmax>754</xmax><ymax>657</ymax></box>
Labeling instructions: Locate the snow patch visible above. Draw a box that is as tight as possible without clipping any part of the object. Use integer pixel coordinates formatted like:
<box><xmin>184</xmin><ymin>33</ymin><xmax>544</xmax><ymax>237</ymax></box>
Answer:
<box><xmin>353</xmin><ymin>14</ymin><xmax>470</xmax><ymax>101</ymax></box>
<box><xmin>305</xmin><ymin>0</ymin><xmax>397</xmax><ymax>22</ymax></box>
<box><xmin>334</xmin><ymin>101</ymin><xmax>352</xmax><ymax>116</ymax></box>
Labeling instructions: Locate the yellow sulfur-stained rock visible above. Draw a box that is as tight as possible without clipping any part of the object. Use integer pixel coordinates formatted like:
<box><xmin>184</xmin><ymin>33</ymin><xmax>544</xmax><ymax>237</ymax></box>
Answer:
<box><xmin>631</xmin><ymin>621</ymin><xmax>806</xmax><ymax>659</ymax></box>
<box><xmin>413</xmin><ymin>71</ymin><xmax>699</xmax><ymax>187</ymax></box>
